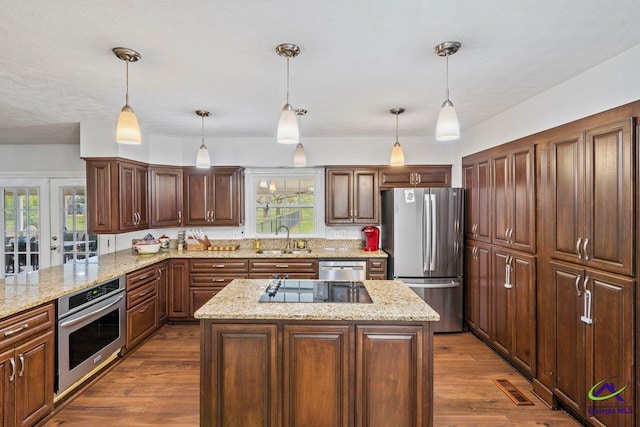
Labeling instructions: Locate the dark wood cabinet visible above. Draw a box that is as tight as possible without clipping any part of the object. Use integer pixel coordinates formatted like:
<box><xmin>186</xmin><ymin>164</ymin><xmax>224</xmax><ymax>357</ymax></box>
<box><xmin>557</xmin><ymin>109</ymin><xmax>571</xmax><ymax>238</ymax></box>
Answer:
<box><xmin>201</xmin><ymin>323</ymin><xmax>279</xmax><ymax>427</ymax></box>
<box><xmin>464</xmin><ymin>242</ymin><xmax>491</xmax><ymax>341</ymax></box>
<box><xmin>283</xmin><ymin>325</ymin><xmax>352</xmax><ymax>427</ymax></box>
<box><xmin>551</xmin><ymin>261</ymin><xmax>634</xmax><ymax>425</ymax></box>
<box><xmin>183</xmin><ymin>167</ymin><xmax>244</xmax><ymax>226</ymax></box>
<box><xmin>550</xmin><ymin>118</ymin><xmax>635</xmax><ymax>276</ymax></box>
<box><xmin>168</xmin><ymin>259</ymin><xmax>189</xmax><ymax>319</ymax></box>
<box><xmin>491</xmin><ymin>144</ymin><xmax>535</xmax><ymax>253</ymax></box>
<box><xmin>462</xmin><ymin>156</ymin><xmax>491</xmax><ymax>243</ymax></box>
<box><xmin>367</xmin><ymin>258</ymin><xmax>387</xmax><ymax>280</ymax></box>
<box><xmin>248</xmin><ymin>258</ymin><xmax>318</xmax><ymax>279</ymax></box>
<box><xmin>149</xmin><ymin>166</ymin><xmax>183</xmax><ymax>228</ymax></box>
<box><xmin>0</xmin><ymin>304</ymin><xmax>54</xmax><ymax>427</ymax></box>
<box><xmin>325</xmin><ymin>168</ymin><xmax>379</xmax><ymax>225</ymax></box>
<box><xmin>156</xmin><ymin>261</ymin><xmax>168</xmax><ymax>324</ymax></box>
<box><xmin>86</xmin><ymin>158</ymin><xmax>149</xmax><ymax>233</ymax></box>
<box><xmin>378</xmin><ymin>165</ymin><xmax>451</xmax><ymax>188</ymax></box>
<box><xmin>189</xmin><ymin>259</ymin><xmax>248</xmax><ymax>317</ymax></box>
<box><xmin>125</xmin><ymin>265</ymin><xmax>159</xmax><ymax>349</ymax></box>
<box><xmin>492</xmin><ymin>248</ymin><xmax>536</xmax><ymax>376</ymax></box>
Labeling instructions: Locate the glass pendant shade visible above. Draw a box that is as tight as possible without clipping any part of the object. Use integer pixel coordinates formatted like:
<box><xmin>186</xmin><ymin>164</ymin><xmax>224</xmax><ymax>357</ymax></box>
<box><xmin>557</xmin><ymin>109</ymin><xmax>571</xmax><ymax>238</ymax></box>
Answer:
<box><xmin>277</xmin><ymin>105</ymin><xmax>299</xmax><ymax>144</ymax></box>
<box><xmin>196</xmin><ymin>144</ymin><xmax>210</xmax><ymax>168</ymax></box>
<box><xmin>436</xmin><ymin>99</ymin><xmax>460</xmax><ymax>141</ymax></box>
<box><xmin>116</xmin><ymin>105</ymin><xmax>142</xmax><ymax>144</ymax></box>
<box><xmin>390</xmin><ymin>142</ymin><xmax>405</xmax><ymax>166</ymax></box>
<box><xmin>293</xmin><ymin>143</ymin><xmax>307</xmax><ymax>167</ymax></box>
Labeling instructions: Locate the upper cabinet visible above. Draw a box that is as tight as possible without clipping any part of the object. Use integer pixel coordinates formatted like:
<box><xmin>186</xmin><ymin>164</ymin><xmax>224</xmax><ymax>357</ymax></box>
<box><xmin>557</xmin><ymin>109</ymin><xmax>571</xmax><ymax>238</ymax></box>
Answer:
<box><xmin>183</xmin><ymin>167</ymin><xmax>245</xmax><ymax>226</ymax></box>
<box><xmin>378</xmin><ymin>165</ymin><xmax>451</xmax><ymax>188</ymax></box>
<box><xmin>325</xmin><ymin>167</ymin><xmax>379</xmax><ymax>225</ymax></box>
<box><xmin>549</xmin><ymin>118</ymin><xmax>635</xmax><ymax>276</ymax></box>
<box><xmin>150</xmin><ymin>166</ymin><xmax>184</xmax><ymax>228</ymax></box>
<box><xmin>462</xmin><ymin>155</ymin><xmax>491</xmax><ymax>243</ymax></box>
<box><xmin>86</xmin><ymin>158</ymin><xmax>149</xmax><ymax>233</ymax></box>
<box><xmin>491</xmin><ymin>143</ymin><xmax>535</xmax><ymax>253</ymax></box>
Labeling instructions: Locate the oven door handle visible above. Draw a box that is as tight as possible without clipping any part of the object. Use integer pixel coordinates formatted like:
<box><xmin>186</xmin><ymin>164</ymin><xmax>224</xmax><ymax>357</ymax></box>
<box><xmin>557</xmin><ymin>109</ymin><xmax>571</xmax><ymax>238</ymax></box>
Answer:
<box><xmin>59</xmin><ymin>295</ymin><xmax>124</xmax><ymax>328</ymax></box>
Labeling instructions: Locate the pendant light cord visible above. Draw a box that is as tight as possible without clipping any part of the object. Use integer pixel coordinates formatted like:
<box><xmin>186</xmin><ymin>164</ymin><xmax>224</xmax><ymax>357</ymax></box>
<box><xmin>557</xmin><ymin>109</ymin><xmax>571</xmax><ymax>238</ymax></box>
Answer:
<box><xmin>201</xmin><ymin>115</ymin><xmax>205</xmax><ymax>148</ymax></box>
<box><xmin>445</xmin><ymin>55</ymin><xmax>450</xmax><ymax>101</ymax></box>
<box><xmin>286</xmin><ymin>57</ymin><xmax>291</xmax><ymax>104</ymax></box>
<box><xmin>125</xmin><ymin>60</ymin><xmax>130</xmax><ymax>106</ymax></box>
<box><xmin>395</xmin><ymin>112</ymin><xmax>399</xmax><ymax>142</ymax></box>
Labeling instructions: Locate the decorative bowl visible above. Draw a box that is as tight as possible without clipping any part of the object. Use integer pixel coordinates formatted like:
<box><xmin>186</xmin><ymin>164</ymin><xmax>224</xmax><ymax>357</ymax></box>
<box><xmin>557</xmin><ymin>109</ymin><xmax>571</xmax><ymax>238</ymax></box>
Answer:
<box><xmin>133</xmin><ymin>241</ymin><xmax>161</xmax><ymax>255</ymax></box>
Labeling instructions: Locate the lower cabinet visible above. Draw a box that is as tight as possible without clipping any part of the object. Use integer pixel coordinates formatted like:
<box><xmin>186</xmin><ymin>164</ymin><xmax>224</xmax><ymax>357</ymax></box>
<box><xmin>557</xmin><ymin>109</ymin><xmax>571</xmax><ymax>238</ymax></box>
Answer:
<box><xmin>201</xmin><ymin>321</ymin><xmax>432</xmax><ymax>427</ymax></box>
<box><xmin>464</xmin><ymin>242</ymin><xmax>491</xmax><ymax>341</ymax></box>
<box><xmin>189</xmin><ymin>259</ymin><xmax>248</xmax><ymax>317</ymax></box>
<box><xmin>157</xmin><ymin>261</ymin><xmax>169</xmax><ymax>324</ymax></box>
<box><xmin>367</xmin><ymin>259</ymin><xmax>387</xmax><ymax>280</ymax></box>
<box><xmin>125</xmin><ymin>265</ymin><xmax>159</xmax><ymax>349</ymax></box>
<box><xmin>168</xmin><ymin>259</ymin><xmax>190</xmax><ymax>319</ymax></box>
<box><xmin>491</xmin><ymin>248</ymin><xmax>536</xmax><ymax>376</ymax></box>
<box><xmin>0</xmin><ymin>303</ymin><xmax>54</xmax><ymax>427</ymax></box>
<box><xmin>248</xmin><ymin>258</ymin><xmax>319</xmax><ymax>279</ymax></box>
<box><xmin>551</xmin><ymin>261</ymin><xmax>634</xmax><ymax>426</ymax></box>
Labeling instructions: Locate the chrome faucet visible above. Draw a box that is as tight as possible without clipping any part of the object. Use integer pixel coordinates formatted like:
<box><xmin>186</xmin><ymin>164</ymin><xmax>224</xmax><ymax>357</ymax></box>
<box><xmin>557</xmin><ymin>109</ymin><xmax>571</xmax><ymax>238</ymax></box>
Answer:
<box><xmin>276</xmin><ymin>225</ymin><xmax>290</xmax><ymax>252</ymax></box>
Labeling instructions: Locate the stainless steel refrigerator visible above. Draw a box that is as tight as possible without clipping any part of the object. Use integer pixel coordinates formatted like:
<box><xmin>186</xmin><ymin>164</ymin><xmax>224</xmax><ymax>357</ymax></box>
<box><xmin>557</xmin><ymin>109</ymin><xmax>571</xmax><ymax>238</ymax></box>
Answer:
<box><xmin>381</xmin><ymin>187</ymin><xmax>464</xmax><ymax>332</ymax></box>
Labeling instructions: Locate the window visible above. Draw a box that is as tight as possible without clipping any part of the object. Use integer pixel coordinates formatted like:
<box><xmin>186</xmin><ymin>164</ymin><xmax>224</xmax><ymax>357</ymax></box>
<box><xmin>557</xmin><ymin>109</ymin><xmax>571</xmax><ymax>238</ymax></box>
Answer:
<box><xmin>60</xmin><ymin>186</ymin><xmax>97</xmax><ymax>263</ymax></box>
<box><xmin>247</xmin><ymin>169</ymin><xmax>324</xmax><ymax>237</ymax></box>
<box><xmin>3</xmin><ymin>187</ymin><xmax>40</xmax><ymax>276</ymax></box>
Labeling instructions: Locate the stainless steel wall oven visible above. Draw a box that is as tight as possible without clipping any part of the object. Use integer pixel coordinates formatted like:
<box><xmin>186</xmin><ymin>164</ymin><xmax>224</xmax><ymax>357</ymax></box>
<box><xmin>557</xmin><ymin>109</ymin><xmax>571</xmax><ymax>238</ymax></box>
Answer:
<box><xmin>56</xmin><ymin>276</ymin><xmax>126</xmax><ymax>393</ymax></box>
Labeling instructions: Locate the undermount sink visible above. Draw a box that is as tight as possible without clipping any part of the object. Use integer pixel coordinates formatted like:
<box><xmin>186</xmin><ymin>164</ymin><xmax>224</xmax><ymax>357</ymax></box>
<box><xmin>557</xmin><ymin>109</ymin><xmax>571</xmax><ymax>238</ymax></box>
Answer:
<box><xmin>256</xmin><ymin>249</ymin><xmax>312</xmax><ymax>255</ymax></box>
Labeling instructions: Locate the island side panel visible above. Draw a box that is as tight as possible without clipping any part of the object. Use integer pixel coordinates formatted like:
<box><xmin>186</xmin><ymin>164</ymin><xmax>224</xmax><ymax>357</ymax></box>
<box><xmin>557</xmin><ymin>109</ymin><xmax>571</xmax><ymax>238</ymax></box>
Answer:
<box><xmin>355</xmin><ymin>324</ymin><xmax>433</xmax><ymax>427</ymax></box>
<box><xmin>200</xmin><ymin>321</ymin><xmax>278</xmax><ymax>427</ymax></box>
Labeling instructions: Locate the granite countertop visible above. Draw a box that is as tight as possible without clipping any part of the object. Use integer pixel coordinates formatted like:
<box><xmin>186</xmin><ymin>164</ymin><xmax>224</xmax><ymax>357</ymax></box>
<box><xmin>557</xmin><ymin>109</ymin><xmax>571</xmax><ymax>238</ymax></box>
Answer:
<box><xmin>0</xmin><ymin>247</ymin><xmax>387</xmax><ymax>319</ymax></box>
<box><xmin>194</xmin><ymin>279</ymin><xmax>440</xmax><ymax>322</ymax></box>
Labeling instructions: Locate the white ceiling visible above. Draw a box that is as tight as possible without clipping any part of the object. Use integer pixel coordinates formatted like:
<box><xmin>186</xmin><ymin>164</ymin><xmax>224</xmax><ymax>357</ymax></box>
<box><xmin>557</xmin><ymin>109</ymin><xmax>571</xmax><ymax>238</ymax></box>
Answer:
<box><xmin>1</xmin><ymin>0</ymin><xmax>640</xmax><ymax>145</ymax></box>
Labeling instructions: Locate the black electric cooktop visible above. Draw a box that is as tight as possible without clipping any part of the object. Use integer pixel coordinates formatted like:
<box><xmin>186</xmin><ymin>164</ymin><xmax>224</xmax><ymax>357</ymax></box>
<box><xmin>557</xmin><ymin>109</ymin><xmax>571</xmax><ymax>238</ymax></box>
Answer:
<box><xmin>258</xmin><ymin>279</ymin><xmax>373</xmax><ymax>303</ymax></box>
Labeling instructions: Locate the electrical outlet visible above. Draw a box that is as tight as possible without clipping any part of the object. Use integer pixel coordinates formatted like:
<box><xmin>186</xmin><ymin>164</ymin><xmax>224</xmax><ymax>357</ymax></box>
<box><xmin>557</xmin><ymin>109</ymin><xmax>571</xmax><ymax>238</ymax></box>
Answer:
<box><xmin>232</xmin><ymin>231</ymin><xmax>243</xmax><ymax>239</ymax></box>
<box><xmin>336</xmin><ymin>230</ymin><xmax>346</xmax><ymax>238</ymax></box>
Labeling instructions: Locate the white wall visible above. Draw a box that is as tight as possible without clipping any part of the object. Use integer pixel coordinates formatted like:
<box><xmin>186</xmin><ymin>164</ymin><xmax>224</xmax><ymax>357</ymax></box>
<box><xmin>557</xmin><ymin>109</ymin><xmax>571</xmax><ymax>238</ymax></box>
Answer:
<box><xmin>0</xmin><ymin>144</ymin><xmax>85</xmax><ymax>174</ymax></box>
<box><xmin>460</xmin><ymin>43</ymin><xmax>640</xmax><ymax>160</ymax></box>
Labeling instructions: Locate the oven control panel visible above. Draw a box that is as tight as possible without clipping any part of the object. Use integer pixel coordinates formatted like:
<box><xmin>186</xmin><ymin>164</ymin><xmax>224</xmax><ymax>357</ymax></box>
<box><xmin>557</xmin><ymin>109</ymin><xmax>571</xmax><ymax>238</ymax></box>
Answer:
<box><xmin>58</xmin><ymin>276</ymin><xmax>125</xmax><ymax>318</ymax></box>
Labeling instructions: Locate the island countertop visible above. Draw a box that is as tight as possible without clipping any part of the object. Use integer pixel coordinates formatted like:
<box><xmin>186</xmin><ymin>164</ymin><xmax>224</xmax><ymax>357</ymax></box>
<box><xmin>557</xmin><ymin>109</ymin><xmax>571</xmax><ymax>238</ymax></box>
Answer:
<box><xmin>194</xmin><ymin>278</ymin><xmax>440</xmax><ymax>322</ymax></box>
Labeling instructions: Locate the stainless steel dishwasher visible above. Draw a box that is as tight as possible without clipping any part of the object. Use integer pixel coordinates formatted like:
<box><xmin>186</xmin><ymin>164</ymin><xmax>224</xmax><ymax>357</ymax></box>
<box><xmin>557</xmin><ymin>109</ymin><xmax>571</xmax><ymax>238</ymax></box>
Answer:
<box><xmin>318</xmin><ymin>260</ymin><xmax>367</xmax><ymax>281</ymax></box>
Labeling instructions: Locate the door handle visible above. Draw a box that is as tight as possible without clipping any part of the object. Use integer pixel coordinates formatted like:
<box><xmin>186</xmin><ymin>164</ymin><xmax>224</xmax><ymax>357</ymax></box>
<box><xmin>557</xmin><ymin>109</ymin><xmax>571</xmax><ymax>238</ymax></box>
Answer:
<box><xmin>9</xmin><ymin>358</ymin><xmax>15</xmax><ymax>382</ymax></box>
<box><xmin>574</xmin><ymin>275</ymin><xmax>582</xmax><ymax>297</ymax></box>
<box><xmin>504</xmin><ymin>255</ymin><xmax>512</xmax><ymax>289</ymax></box>
<box><xmin>581</xmin><ymin>277</ymin><xmax>593</xmax><ymax>324</ymax></box>
<box><xmin>576</xmin><ymin>238</ymin><xmax>582</xmax><ymax>259</ymax></box>
<box><xmin>18</xmin><ymin>354</ymin><xmax>24</xmax><ymax>377</ymax></box>
<box><xmin>583</xmin><ymin>238</ymin><xmax>589</xmax><ymax>261</ymax></box>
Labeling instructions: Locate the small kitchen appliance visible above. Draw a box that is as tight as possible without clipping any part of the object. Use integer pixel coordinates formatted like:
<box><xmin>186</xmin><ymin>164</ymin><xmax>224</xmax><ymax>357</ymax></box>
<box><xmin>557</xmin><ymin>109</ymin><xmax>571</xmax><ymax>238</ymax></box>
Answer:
<box><xmin>361</xmin><ymin>226</ymin><xmax>380</xmax><ymax>251</ymax></box>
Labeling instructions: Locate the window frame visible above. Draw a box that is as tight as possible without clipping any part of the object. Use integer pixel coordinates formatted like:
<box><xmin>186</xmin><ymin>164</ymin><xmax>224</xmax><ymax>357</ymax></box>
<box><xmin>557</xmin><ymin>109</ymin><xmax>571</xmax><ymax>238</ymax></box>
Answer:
<box><xmin>244</xmin><ymin>168</ymin><xmax>325</xmax><ymax>238</ymax></box>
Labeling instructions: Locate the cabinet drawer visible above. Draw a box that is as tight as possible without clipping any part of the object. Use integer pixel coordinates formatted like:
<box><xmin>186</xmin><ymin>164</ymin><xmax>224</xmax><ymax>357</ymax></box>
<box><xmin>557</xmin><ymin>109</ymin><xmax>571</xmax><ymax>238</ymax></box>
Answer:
<box><xmin>126</xmin><ymin>297</ymin><xmax>158</xmax><ymax>348</ymax></box>
<box><xmin>0</xmin><ymin>303</ymin><xmax>54</xmax><ymax>350</ymax></box>
<box><xmin>190</xmin><ymin>274</ymin><xmax>248</xmax><ymax>287</ymax></box>
<box><xmin>249</xmin><ymin>273</ymin><xmax>318</xmax><ymax>280</ymax></box>
<box><xmin>190</xmin><ymin>259</ymin><xmax>249</xmax><ymax>274</ymax></box>
<box><xmin>190</xmin><ymin>287</ymin><xmax>226</xmax><ymax>316</ymax></box>
<box><xmin>127</xmin><ymin>281</ymin><xmax>157</xmax><ymax>309</ymax></box>
<box><xmin>127</xmin><ymin>264</ymin><xmax>159</xmax><ymax>291</ymax></box>
<box><xmin>367</xmin><ymin>259</ymin><xmax>386</xmax><ymax>272</ymax></box>
<box><xmin>249</xmin><ymin>259</ymin><xmax>318</xmax><ymax>273</ymax></box>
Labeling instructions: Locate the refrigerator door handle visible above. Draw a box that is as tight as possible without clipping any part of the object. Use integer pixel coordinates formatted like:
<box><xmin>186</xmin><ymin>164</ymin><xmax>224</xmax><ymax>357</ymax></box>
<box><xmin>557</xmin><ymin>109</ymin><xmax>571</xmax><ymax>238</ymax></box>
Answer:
<box><xmin>423</xmin><ymin>194</ymin><xmax>429</xmax><ymax>273</ymax></box>
<box><xmin>430</xmin><ymin>194</ymin><xmax>436</xmax><ymax>272</ymax></box>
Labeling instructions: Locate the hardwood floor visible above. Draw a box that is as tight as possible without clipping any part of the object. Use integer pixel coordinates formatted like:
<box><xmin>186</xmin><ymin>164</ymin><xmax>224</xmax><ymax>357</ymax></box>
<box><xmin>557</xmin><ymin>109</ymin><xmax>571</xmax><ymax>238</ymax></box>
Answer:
<box><xmin>43</xmin><ymin>324</ymin><xmax>579</xmax><ymax>427</ymax></box>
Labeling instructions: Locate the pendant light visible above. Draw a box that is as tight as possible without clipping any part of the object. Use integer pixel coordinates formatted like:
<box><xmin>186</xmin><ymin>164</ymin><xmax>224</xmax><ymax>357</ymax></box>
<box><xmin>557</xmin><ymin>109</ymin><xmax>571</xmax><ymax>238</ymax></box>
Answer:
<box><xmin>276</xmin><ymin>43</ymin><xmax>301</xmax><ymax>144</ymax></box>
<box><xmin>113</xmin><ymin>47</ymin><xmax>142</xmax><ymax>144</ymax></box>
<box><xmin>434</xmin><ymin>41</ymin><xmax>461</xmax><ymax>141</ymax></box>
<box><xmin>195</xmin><ymin>110</ymin><xmax>211</xmax><ymax>168</ymax></box>
<box><xmin>389</xmin><ymin>108</ymin><xmax>406</xmax><ymax>166</ymax></box>
<box><xmin>293</xmin><ymin>109</ymin><xmax>307</xmax><ymax>167</ymax></box>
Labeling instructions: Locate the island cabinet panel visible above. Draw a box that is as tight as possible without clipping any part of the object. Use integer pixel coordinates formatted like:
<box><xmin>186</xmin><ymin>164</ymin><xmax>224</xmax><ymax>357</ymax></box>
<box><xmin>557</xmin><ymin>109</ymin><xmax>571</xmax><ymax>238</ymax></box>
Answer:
<box><xmin>149</xmin><ymin>166</ymin><xmax>183</xmax><ymax>227</ymax></box>
<box><xmin>168</xmin><ymin>259</ymin><xmax>190</xmax><ymax>319</ymax></box>
<box><xmin>0</xmin><ymin>303</ymin><xmax>54</xmax><ymax>427</ymax></box>
<box><xmin>201</xmin><ymin>323</ymin><xmax>278</xmax><ymax>427</ymax></box>
<box><xmin>189</xmin><ymin>259</ymin><xmax>249</xmax><ymax>317</ymax></box>
<box><xmin>355</xmin><ymin>325</ymin><xmax>431</xmax><ymax>427</ymax></box>
<box><xmin>378</xmin><ymin>165</ymin><xmax>452</xmax><ymax>188</ymax></box>
<box><xmin>283</xmin><ymin>325</ymin><xmax>352</xmax><ymax>427</ymax></box>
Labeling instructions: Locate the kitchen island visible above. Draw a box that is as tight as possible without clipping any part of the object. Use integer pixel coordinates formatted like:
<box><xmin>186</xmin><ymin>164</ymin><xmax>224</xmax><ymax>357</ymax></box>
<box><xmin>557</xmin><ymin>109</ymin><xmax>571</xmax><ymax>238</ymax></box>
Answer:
<box><xmin>195</xmin><ymin>279</ymin><xmax>439</xmax><ymax>427</ymax></box>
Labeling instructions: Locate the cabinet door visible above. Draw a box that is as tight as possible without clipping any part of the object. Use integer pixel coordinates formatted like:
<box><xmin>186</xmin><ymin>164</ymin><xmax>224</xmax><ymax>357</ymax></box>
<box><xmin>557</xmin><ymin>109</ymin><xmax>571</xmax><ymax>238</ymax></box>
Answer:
<box><xmin>463</xmin><ymin>163</ymin><xmax>476</xmax><ymax>239</ymax></box>
<box><xmin>353</xmin><ymin>169</ymin><xmax>379</xmax><ymax>224</ymax></box>
<box><xmin>510</xmin><ymin>146</ymin><xmax>535</xmax><ymax>253</ymax></box>
<box><xmin>550</xmin><ymin>133</ymin><xmax>585</xmax><ymax>264</ymax></box>
<box><xmin>492</xmin><ymin>248</ymin><xmax>511</xmax><ymax>355</ymax></box>
<box><xmin>476</xmin><ymin>160</ymin><xmax>491</xmax><ymax>242</ymax></box>
<box><xmin>157</xmin><ymin>262</ymin><xmax>168</xmax><ymax>324</ymax></box>
<box><xmin>118</xmin><ymin>162</ymin><xmax>137</xmax><ymax>231</ymax></box>
<box><xmin>210</xmin><ymin>168</ymin><xmax>239</xmax><ymax>225</ymax></box>
<box><xmin>465</xmin><ymin>243</ymin><xmax>491</xmax><ymax>341</ymax></box>
<box><xmin>14</xmin><ymin>331</ymin><xmax>54</xmax><ymax>427</ymax></box>
<box><xmin>150</xmin><ymin>167</ymin><xmax>183</xmax><ymax>227</ymax></box>
<box><xmin>584</xmin><ymin>270</ymin><xmax>634</xmax><ymax>427</ymax></box>
<box><xmin>464</xmin><ymin>244</ymin><xmax>479</xmax><ymax>331</ymax></box>
<box><xmin>551</xmin><ymin>261</ymin><xmax>585</xmax><ymax>413</ymax></box>
<box><xmin>283</xmin><ymin>325</ymin><xmax>351</xmax><ymax>427</ymax></box>
<box><xmin>134</xmin><ymin>165</ymin><xmax>149</xmax><ymax>229</ymax></box>
<box><xmin>0</xmin><ymin>348</ymin><xmax>15</xmax><ymax>427</ymax></box>
<box><xmin>183</xmin><ymin>169</ymin><xmax>209</xmax><ymax>225</ymax></box>
<box><xmin>491</xmin><ymin>154</ymin><xmax>510</xmax><ymax>247</ymax></box>
<box><xmin>510</xmin><ymin>253</ymin><xmax>536</xmax><ymax>375</ymax></box>
<box><xmin>326</xmin><ymin>169</ymin><xmax>353</xmax><ymax>224</ymax></box>
<box><xmin>168</xmin><ymin>260</ymin><xmax>189</xmax><ymax>318</ymax></box>
<box><xmin>355</xmin><ymin>325</ymin><xmax>430</xmax><ymax>427</ymax></box>
<box><xmin>201</xmin><ymin>323</ymin><xmax>278</xmax><ymax>427</ymax></box>
<box><xmin>583</xmin><ymin>118</ymin><xmax>634</xmax><ymax>276</ymax></box>
<box><xmin>126</xmin><ymin>297</ymin><xmax>157</xmax><ymax>349</ymax></box>
<box><xmin>86</xmin><ymin>160</ymin><xmax>116</xmax><ymax>233</ymax></box>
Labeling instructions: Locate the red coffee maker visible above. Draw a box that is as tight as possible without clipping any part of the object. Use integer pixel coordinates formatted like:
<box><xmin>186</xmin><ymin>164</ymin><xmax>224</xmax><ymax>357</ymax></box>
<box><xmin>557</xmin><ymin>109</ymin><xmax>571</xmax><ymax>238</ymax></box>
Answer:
<box><xmin>361</xmin><ymin>226</ymin><xmax>380</xmax><ymax>251</ymax></box>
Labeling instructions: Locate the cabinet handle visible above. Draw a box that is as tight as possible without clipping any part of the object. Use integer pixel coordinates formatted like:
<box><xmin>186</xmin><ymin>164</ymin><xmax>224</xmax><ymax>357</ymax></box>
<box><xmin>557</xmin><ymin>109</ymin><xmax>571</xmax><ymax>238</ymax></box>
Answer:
<box><xmin>139</xmin><ymin>308</ymin><xmax>147</xmax><ymax>313</ymax></box>
<box><xmin>4</xmin><ymin>323</ymin><xmax>29</xmax><ymax>337</ymax></box>
<box><xmin>138</xmin><ymin>273</ymin><xmax>150</xmax><ymax>280</ymax></box>
<box><xmin>178</xmin><ymin>211</ymin><xmax>182</xmax><ymax>222</ymax></box>
<box><xmin>583</xmin><ymin>238</ymin><xmax>589</xmax><ymax>261</ymax></box>
<box><xmin>417</xmin><ymin>174</ymin><xmax>421</xmax><ymax>184</ymax></box>
<box><xmin>158</xmin><ymin>268</ymin><xmax>162</xmax><ymax>278</ymax></box>
<box><xmin>276</xmin><ymin>264</ymin><xmax>289</xmax><ymax>268</ymax></box>
<box><xmin>138</xmin><ymin>290</ymin><xmax>149</xmax><ymax>297</ymax></box>
<box><xmin>354</xmin><ymin>209</ymin><xmax>358</xmax><ymax>218</ymax></box>
<box><xmin>581</xmin><ymin>277</ymin><xmax>592</xmax><ymax>324</ymax></box>
<box><xmin>18</xmin><ymin>354</ymin><xmax>24</xmax><ymax>377</ymax></box>
<box><xmin>504</xmin><ymin>255</ymin><xmax>512</xmax><ymax>289</ymax></box>
<box><xmin>210</xmin><ymin>210</ymin><xmax>215</xmax><ymax>221</ymax></box>
<box><xmin>212</xmin><ymin>278</ymin><xmax>225</xmax><ymax>282</ymax></box>
<box><xmin>574</xmin><ymin>275</ymin><xmax>582</xmax><ymax>297</ymax></box>
<box><xmin>508</xmin><ymin>228</ymin><xmax>514</xmax><ymax>245</ymax></box>
<box><xmin>350</xmin><ymin>209</ymin><xmax>353</xmax><ymax>219</ymax></box>
<box><xmin>9</xmin><ymin>358</ymin><xmax>15</xmax><ymax>382</ymax></box>
<box><xmin>575</xmin><ymin>238</ymin><xmax>583</xmax><ymax>259</ymax></box>
<box><xmin>213</xmin><ymin>264</ymin><xmax>225</xmax><ymax>268</ymax></box>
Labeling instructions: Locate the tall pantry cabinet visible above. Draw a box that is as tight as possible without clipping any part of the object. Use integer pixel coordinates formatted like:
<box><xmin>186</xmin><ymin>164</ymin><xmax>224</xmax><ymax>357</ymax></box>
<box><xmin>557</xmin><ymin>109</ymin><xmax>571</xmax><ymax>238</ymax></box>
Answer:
<box><xmin>463</xmin><ymin>101</ymin><xmax>640</xmax><ymax>427</ymax></box>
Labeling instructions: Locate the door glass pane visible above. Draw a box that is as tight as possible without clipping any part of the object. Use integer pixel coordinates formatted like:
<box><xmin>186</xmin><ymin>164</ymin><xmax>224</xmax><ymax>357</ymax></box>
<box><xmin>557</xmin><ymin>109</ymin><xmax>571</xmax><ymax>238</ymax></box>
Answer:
<box><xmin>61</xmin><ymin>187</ymin><xmax>97</xmax><ymax>263</ymax></box>
<box><xmin>3</xmin><ymin>187</ymin><xmax>39</xmax><ymax>277</ymax></box>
